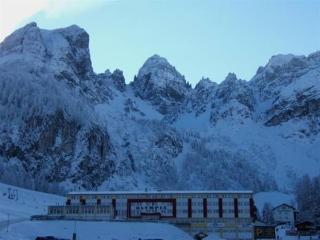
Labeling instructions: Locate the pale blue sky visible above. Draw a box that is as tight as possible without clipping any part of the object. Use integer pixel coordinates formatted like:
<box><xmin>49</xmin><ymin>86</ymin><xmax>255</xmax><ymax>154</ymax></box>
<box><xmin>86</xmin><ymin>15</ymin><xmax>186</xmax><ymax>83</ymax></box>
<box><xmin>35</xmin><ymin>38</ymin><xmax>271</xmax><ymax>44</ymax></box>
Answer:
<box><xmin>20</xmin><ymin>0</ymin><xmax>320</xmax><ymax>85</ymax></box>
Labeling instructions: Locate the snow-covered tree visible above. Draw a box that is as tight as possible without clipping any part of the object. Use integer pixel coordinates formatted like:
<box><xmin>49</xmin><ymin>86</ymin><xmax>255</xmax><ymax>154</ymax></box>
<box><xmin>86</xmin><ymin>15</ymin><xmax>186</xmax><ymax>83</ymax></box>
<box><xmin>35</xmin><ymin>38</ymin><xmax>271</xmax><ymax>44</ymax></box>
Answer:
<box><xmin>295</xmin><ymin>174</ymin><xmax>320</xmax><ymax>221</ymax></box>
<box><xmin>262</xmin><ymin>202</ymin><xmax>274</xmax><ymax>224</ymax></box>
<box><xmin>312</xmin><ymin>176</ymin><xmax>320</xmax><ymax>223</ymax></box>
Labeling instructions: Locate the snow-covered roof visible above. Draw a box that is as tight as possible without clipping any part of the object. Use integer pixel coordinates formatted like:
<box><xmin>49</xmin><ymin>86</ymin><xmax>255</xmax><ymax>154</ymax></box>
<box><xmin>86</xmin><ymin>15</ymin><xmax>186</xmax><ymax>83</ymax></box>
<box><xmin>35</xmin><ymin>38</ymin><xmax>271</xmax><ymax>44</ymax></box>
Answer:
<box><xmin>272</xmin><ymin>203</ymin><xmax>296</xmax><ymax>211</ymax></box>
<box><xmin>68</xmin><ymin>190</ymin><xmax>253</xmax><ymax>195</ymax></box>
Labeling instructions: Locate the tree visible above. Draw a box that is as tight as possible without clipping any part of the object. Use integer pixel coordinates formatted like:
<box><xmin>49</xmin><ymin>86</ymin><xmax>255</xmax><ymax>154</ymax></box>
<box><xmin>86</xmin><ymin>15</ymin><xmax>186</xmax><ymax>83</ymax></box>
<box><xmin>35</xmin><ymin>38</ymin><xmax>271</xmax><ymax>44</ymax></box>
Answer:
<box><xmin>262</xmin><ymin>202</ymin><xmax>274</xmax><ymax>224</ymax></box>
<box><xmin>295</xmin><ymin>174</ymin><xmax>320</xmax><ymax>222</ymax></box>
<box><xmin>311</xmin><ymin>176</ymin><xmax>320</xmax><ymax>223</ymax></box>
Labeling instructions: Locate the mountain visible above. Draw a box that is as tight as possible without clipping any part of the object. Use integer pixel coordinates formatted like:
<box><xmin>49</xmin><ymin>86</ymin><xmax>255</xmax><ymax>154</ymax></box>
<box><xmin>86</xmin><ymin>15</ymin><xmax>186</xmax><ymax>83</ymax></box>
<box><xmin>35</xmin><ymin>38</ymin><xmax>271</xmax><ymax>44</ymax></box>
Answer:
<box><xmin>131</xmin><ymin>54</ymin><xmax>191</xmax><ymax>114</ymax></box>
<box><xmin>0</xmin><ymin>22</ymin><xmax>319</xmax><ymax>193</ymax></box>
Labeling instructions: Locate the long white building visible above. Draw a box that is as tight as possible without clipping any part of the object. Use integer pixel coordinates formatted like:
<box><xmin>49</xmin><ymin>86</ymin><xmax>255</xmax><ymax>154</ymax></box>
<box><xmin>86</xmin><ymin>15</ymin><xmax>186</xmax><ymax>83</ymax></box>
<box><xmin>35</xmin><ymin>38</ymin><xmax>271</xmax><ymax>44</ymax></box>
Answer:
<box><xmin>48</xmin><ymin>190</ymin><xmax>255</xmax><ymax>239</ymax></box>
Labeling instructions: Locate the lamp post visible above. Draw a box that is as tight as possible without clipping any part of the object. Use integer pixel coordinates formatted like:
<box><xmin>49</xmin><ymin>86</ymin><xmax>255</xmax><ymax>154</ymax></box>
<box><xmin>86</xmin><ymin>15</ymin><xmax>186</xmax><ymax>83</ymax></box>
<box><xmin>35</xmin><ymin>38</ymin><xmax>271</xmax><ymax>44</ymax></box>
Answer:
<box><xmin>6</xmin><ymin>213</ymin><xmax>10</xmax><ymax>232</ymax></box>
<box><xmin>72</xmin><ymin>220</ymin><xmax>77</xmax><ymax>240</ymax></box>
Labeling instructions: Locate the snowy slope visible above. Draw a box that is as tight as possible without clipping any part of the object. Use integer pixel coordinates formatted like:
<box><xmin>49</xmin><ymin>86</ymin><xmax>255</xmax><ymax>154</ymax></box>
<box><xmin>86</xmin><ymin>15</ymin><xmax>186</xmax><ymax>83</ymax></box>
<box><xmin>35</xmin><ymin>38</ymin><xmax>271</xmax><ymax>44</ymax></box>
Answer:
<box><xmin>0</xmin><ymin>183</ymin><xmax>64</xmax><ymax>222</ymax></box>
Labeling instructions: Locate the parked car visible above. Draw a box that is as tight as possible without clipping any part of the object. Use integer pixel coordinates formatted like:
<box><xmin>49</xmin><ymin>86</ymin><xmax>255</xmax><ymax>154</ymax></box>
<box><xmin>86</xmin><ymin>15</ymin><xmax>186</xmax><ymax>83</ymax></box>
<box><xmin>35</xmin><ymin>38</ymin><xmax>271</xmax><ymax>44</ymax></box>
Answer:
<box><xmin>35</xmin><ymin>236</ymin><xmax>69</xmax><ymax>240</ymax></box>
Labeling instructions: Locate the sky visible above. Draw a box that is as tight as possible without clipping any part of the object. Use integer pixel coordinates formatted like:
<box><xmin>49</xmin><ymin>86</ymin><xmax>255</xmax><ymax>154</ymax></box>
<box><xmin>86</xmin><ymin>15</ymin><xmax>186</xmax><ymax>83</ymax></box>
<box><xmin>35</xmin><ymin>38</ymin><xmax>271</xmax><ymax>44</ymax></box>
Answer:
<box><xmin>0</xmin><ymin>0</ymin><xmax>319</xmax><ymax>85</ymax></box>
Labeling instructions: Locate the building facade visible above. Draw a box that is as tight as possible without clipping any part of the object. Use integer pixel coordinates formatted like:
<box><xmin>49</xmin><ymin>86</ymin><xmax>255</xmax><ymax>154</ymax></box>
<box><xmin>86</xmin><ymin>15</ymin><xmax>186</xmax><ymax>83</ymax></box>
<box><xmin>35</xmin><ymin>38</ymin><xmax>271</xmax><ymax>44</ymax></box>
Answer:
<box><xmin>48</xmin><ymin>190</ymin><xmax>255</xmax><ymax>239</ymax></box>
<box><xmin>272</xmin><ymin>204</ymin><xmax>297</xmax><ymax>225</ymax></box>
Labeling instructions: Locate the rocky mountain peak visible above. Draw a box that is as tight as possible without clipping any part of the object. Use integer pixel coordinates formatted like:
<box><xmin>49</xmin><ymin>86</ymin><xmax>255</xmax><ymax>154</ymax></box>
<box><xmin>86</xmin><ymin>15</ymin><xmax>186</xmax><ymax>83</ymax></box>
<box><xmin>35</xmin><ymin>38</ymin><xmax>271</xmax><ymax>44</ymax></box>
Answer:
<box><xmin>23</xmin><ymin>21</ymin><xmax>38</xmax><ymax>28</ymax></box>
<box><xmin>251</xmin><ymin>52</ymin><xmax>319</xmax><ymax>107</ymax></box>
<box><xmin>50</xmin><ymin>24</ymin><xmax>93</xmax><ymax>78</ymax></box>
<box><xmin>111</xmin><ymin>69</ymin><xmax>126</xmax><ymax>92</ymax></box>
<box><xmin>217</xmin><ymin>73</ymin><xmax>245</xmax><ymax>92</ymax></box>
<box><xmin>253</xmin><ymin>54</ymin><xmax>308</xmax><ymax>86</ymax></box>
<box><xmin>267</xmin><ymin>54</ymin><xmax>299</xmax><ymax>68</ymax></box>
<box><xmin>195</xmin><ymin>77</ymin><xmax>217</xmax><ymax>91</ymax></box>
<box><xmin>308</xmin><ymin>51</ymin><xmax>320</xmax><ymax>62</ymax></box>
<box><xmin>249</xmin><ymin>52</ymin><xmax>320</xmax><ymax>129</ymax></box>
<box><xmin>140</xmin><ymin>54</ymin><xmax>169</xmax><ymax>68</ymax></box>
<box><xmin>0</xmin><ymin>22</ymin><xmax>45</xmax><ymax>60</ymax></box>
<box><xmin>187</xmin><ymin>78</ymin><xmax>217</xmax><ymax>116</ymax></box>
<box><xmin>209</xmin><ymin>73</ymin><xmax>255</xmax><ymax>125</ymax></box>
<box><xmin>0</xmin><ymin>22</ymin><xmax>93</xmax><ymax>79</ymax></box>
<box><xmin>224</xmin><ymin>72</ymin><xmax>238</xmax><ymax>82</ymax></box>
<box><xmin>132</xmin><ymin>54</ymin><xmax>190</xmax><ymax>114</ymax></box>
<box><xmin>136</xmin><ymin>54</ymin><xmax>187</xmax><ymax>87</ymax></box>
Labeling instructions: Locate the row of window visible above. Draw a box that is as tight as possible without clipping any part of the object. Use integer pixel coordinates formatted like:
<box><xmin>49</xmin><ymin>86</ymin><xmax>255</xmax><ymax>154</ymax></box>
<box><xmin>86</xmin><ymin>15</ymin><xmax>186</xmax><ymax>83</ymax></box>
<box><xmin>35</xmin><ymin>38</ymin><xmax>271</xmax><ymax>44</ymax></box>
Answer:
<box><xmin>49</xmin><ymin>208</ymin><xmax>64</xmax><ymax>215</ymax></box>
<box><xmin>132</xmin><ymin>209</ymin><xmax>172</xmax><ymax>214</ymax></box>
<box><xmin>71</xmin><ymin>199</ymin><xmax>250</xmax><ymax>206</ymax></box>
<box><xmin>134</xmin><ymin>205</ymin><xmax>172</xmax><ymax>211</ymax></box>
<box><xmin>175</xmin><ymin>209</ymin><xmax>250</xmax><ymax>214</ymax></box>
<box><xmin>49</xmin><ymin>207</ymin><xmax>110</xmax><ymax>215</ymax></box>
<box><xmin>184</xmin><ymin>201</ymin><xmax>250</xmax><ymax>207</ymax></box>
<box><xmin>69</xmin><ymin>194</ymin><xmax>251</xmax><ymax>200</ymax></box>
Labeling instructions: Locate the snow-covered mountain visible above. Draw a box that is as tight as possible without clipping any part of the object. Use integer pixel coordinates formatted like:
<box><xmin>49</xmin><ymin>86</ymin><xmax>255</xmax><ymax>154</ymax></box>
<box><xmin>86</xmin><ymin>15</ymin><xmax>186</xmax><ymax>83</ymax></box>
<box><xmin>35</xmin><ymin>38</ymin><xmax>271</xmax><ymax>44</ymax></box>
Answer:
<box><xmin>0</xmin><ymin>22</ymin><xmax>319</xmax><ymax>193</ymax></box>
<box><xmin>132</xmin><ymin>54</ymin><xmax>191</xmax><ymax>114</ymax></box>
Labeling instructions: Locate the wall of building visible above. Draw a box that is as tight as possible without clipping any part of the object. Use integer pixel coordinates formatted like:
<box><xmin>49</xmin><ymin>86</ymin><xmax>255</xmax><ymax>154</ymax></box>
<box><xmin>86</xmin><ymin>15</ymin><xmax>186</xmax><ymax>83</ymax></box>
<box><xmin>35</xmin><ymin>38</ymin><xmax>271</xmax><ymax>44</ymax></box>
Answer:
<box><xmin>48</xmin><ymin>191</ymin><xmax>254</xmax><ymax>239</ymax></box>
<box><xmin>273</xmin><ymin>205</ymin><xmax>295</xmax><ymax>224</ymax></box>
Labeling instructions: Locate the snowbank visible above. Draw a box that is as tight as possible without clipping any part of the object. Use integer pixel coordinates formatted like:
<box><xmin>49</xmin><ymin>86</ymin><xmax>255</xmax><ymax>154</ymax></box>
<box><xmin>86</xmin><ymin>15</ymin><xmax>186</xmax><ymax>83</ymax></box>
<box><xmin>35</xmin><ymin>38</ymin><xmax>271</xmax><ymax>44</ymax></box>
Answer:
<box><xmin>0</xmin><ymin>183</ymin><xmax>64</xmax><ymax>222</ymax></box>
<box><xmin>0</xmin><ymin>220</ymin><xmax>194</xmax><ymax>240</ymax></box>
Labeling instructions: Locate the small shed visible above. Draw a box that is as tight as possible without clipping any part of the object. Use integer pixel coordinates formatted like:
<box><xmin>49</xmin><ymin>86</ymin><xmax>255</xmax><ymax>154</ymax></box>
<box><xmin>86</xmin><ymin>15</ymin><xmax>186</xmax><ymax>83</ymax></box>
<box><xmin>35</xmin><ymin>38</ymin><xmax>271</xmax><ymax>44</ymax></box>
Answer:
<box><xmin>272</xmin><ymin>204</ymin><xmax>297</xmax><ymax>225</ymax></box>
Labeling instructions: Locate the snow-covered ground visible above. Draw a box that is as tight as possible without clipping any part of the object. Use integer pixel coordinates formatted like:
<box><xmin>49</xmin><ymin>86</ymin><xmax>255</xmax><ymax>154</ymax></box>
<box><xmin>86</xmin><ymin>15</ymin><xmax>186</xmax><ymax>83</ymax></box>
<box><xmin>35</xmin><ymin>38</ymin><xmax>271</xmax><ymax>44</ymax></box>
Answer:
<box><xmin>0</xmin><ymin>221</ymin><xmax>194</xmax><ymax>240</ymax></box>
<box><xmin>0</xmin><ymin>182</ymin><xmax>64</xmax><ymax>222</ymax></box>
<box><xmin>276</xmin><ymin>225</ymin><xmax>320</xmax><ymax>240</ymax></box>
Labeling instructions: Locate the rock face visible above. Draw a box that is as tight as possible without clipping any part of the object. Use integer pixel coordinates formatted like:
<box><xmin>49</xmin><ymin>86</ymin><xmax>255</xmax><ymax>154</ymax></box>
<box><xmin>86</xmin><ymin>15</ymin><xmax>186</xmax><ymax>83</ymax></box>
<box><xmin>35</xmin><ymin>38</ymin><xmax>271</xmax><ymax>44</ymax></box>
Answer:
<box><xmin>209</xmin><ymin>73</ymin><xmax>255</xmax><ymax>125</ymax></box>
<box><xmin>252</xmin><ymin>52</ymin><xmax>320</xmax><ymax>137</ymax></box>
<box><xmin>0</xmin><ymin>23</ymin><xmax>115</xmax><ymax>191</ymax></box>
<box><xmin>132</xmin><ymin>55</ymin><xmax>191</xmax><ymax>114</ymax></box>
<box><xmin>0</xmin><ymin>23</ymin><xmax>319</xmax><ymax>193</ymax></box>
<box><xmin>189</xmin><ymin>77</ymin><xmax>217</xmax><ymax>116</ymax></box>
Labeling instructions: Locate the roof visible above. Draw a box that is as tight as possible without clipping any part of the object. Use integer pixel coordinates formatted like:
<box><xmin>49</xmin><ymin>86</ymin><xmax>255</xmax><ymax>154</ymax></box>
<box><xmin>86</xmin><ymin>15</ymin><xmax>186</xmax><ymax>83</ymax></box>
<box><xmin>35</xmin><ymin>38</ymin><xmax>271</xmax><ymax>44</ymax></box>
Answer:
<box><xmin>272</xmin><ymin>203</ymin><xmax>296</xmax><ymax>211</ymax></box>
<box><xmin>252</xmin><ymin>220</ymin><xmax>273</xmax><ymax>227</ymax></box>
<box><xmin>67</xmin><ymin>190</ymin><xmax>253</xmax><ymax>195</ymax></box>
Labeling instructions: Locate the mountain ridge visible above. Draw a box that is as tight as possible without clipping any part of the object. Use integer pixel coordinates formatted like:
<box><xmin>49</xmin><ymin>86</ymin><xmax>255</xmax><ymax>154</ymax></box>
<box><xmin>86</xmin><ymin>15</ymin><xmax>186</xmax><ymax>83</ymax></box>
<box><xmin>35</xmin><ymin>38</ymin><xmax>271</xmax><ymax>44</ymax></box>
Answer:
<box><xmin>0</xmin><ymin>23</ymin><xmax>319</xmax><ymax>193</ymax></box>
